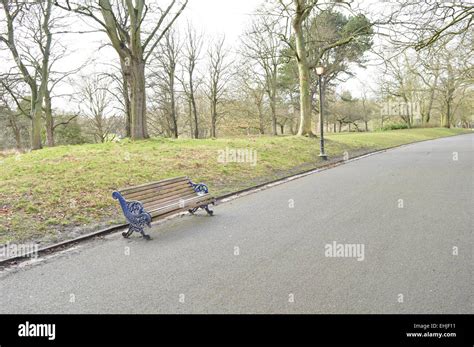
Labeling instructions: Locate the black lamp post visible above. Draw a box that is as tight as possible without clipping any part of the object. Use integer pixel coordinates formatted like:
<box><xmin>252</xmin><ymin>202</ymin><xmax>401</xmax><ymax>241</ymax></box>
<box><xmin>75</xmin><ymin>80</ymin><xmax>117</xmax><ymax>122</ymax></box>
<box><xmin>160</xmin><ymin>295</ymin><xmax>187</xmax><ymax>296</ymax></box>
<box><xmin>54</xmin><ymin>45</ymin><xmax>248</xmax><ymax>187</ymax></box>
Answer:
<box><xmin>316</xmin><ymin>66</ymin><xmax>327</xmax><ymax>160</ymax></box>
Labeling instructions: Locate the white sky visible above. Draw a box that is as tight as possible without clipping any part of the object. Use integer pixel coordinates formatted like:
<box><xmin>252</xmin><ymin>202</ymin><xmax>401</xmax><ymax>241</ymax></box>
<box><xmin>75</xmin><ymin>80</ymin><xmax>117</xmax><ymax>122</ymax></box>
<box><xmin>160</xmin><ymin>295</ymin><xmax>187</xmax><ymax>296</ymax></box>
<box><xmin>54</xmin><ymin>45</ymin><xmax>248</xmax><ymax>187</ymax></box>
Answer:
<box><xmin>183</xmin><ymin>0</ymin><xmax>262</xmax><ymax>43</ymax></box>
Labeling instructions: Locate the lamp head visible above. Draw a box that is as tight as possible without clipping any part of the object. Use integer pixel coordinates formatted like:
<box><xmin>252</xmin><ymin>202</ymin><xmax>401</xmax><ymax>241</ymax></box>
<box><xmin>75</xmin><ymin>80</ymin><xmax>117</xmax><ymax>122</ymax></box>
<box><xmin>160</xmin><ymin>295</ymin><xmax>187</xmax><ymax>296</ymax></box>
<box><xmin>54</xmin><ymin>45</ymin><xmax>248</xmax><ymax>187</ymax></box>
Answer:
<box><xmin>316</xmin><ymin>66</ymin><xmax>324</xmax><ymax>75</ymax></box>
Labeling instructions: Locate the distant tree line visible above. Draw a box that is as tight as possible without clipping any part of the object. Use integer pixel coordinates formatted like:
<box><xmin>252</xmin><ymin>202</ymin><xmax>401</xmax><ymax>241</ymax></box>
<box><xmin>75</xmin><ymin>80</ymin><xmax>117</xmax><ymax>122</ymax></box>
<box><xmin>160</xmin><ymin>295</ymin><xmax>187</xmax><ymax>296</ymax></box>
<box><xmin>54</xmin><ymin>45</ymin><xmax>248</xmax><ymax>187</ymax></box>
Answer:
<box><xmin>1</xmin><ymin>0</ymin><xmax>472</xmax><ymax>151</ymax></box>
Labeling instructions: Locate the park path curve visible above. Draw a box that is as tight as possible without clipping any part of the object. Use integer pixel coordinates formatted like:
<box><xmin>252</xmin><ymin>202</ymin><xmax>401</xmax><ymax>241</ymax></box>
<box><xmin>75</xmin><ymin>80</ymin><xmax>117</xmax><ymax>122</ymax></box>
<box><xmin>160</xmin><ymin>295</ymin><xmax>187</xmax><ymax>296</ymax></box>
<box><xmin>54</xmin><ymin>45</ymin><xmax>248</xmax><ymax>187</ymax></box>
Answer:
<box><xmin>0</xmin><ymin>133</ymin><xmax>472</xmax><ymax>313</ymax></box>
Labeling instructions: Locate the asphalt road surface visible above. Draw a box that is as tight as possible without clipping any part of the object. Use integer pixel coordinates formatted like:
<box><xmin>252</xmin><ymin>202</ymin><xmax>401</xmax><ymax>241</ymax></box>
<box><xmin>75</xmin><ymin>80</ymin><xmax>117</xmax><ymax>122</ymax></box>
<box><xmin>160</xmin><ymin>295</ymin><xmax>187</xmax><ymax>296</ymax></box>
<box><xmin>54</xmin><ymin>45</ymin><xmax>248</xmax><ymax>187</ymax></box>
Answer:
<box><xmin>1</xmin><ymin>134</ymin><xmax>472</xmax><ymax>313</ymax></box>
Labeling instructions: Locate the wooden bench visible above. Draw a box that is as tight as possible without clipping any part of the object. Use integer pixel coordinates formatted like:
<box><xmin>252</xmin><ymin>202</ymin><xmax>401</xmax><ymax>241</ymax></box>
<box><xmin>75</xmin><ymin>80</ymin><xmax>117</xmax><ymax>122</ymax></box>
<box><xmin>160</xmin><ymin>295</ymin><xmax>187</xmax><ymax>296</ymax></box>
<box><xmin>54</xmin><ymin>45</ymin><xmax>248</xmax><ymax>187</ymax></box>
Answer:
<box><xmin>112</xmin><ymin>176</ymin><xmax>216</xmax><ymax>240</ymax></box>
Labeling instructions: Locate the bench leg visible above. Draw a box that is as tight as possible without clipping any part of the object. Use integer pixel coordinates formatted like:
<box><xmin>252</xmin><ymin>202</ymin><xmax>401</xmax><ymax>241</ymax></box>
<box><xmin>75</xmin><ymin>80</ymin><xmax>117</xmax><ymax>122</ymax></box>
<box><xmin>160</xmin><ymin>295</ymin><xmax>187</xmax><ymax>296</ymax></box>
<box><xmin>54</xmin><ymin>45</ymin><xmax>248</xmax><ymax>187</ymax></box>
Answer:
<box><xmin>123</xmin><ymin>224</ymin><xmax>151</xmax><ymax>240</ymax></box>
<box><xmin>122</xmin><ymin>227</ymin><xmax>134</xmax><ymax>239</ymax></box>
<box><xmin>140</xmin><ymin>229</ymin><xmax>152</xmax><ymax>240</ymax></box>
<box><xmin>202</xmin><ymin>204</ymin><xmax>214</xmax><ymax>216</ymax></box>
<box><xmin>188</xmin><ymin>207</ymin><xmax>199</xmax><ymax>215</ymax></box>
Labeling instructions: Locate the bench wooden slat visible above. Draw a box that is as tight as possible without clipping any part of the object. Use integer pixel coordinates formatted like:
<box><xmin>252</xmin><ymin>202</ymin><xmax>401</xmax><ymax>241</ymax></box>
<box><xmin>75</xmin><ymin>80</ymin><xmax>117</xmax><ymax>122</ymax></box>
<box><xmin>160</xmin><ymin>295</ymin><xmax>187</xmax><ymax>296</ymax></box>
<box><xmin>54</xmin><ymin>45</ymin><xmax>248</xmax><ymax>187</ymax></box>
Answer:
<box><xmin>149</xmin><ymin>196</ymin><xmax>215</xmax><ymax>218</ymax></box>
<box><xmin>144</xmin><ymin>191</ymin><xmax>208</xmax><ymax>209</ymax></box>
<box><xmin>148</xmin><ymin>195</ymin><xmax>210</xmax><ymax>214</ymax></box>
<box><xmin>119</xmin><ymin>176</ymin><xmax>188</xmax><ymax>195</ymax></box>
<box><xmin>121</xmin><ymin>179</ymin><xmax>191</xmax><ymax>199</ymax></box>
<box><xmin>122</xmin><ymin>182</ymin><xmax>193</xmax><ymax>201</ymax></box>
<box><xmin>142</xmin><ymin>191</ymin><xmax>196</xmax><ymax>206</ymax></box>
<box><xmin>124</xmin><ymin>190</ymin><xmax>196</xmax><ymax>208</ymax></box>
<box><xmin>145</xmin><ymin>193</ymin><xmax>210</xmax><ymax>212</ymax></box>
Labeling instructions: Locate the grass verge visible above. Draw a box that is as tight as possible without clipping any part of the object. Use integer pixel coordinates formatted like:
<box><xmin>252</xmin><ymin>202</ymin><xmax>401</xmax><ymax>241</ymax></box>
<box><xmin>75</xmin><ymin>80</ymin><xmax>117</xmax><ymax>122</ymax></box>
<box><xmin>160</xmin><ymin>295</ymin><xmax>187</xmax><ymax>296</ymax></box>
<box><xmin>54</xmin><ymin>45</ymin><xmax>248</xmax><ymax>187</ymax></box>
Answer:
<box><xmin>0</xmin><ymin>127</ymin><xmax>470</xmax><ymax>245</ymax></box>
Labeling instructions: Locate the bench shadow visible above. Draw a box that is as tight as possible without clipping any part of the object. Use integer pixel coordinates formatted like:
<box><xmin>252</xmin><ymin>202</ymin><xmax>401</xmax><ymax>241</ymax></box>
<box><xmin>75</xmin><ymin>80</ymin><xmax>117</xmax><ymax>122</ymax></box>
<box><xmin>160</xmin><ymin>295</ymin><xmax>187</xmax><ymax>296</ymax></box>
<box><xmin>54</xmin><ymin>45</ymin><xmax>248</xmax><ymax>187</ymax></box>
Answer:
<box><xmin>125</xmin><ymin>213</ymin><xmax>218</xmax><ymax>243</ymax></box>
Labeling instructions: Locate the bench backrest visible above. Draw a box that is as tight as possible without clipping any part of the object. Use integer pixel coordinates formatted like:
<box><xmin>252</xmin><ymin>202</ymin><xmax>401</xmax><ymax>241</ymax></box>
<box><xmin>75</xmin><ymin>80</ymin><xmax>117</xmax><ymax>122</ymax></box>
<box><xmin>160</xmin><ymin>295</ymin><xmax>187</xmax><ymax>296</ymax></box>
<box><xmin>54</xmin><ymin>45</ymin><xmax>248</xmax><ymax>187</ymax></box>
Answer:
<box><xmin>118</xmin><ymin>176</ymin><xmax>199</xmax><ymax>212</ymax></box>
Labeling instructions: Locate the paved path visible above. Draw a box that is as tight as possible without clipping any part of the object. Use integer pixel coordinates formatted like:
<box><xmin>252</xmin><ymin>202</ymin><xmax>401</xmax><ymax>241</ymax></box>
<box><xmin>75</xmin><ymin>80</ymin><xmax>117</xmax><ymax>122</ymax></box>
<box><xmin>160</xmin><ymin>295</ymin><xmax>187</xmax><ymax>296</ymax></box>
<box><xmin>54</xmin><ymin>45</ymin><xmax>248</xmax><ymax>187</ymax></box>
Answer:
<box><xmin>1</xmin><ymin>134</ymin><xmax>472</xmax><ymax>313</ymax></box>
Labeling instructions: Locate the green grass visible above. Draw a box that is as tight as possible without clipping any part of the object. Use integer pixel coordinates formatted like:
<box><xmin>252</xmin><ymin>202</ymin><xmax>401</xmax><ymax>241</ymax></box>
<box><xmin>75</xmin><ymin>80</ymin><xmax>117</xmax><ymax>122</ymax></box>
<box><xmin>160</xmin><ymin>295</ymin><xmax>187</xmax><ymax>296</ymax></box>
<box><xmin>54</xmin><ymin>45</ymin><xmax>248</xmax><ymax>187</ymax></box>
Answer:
<box><xmin>0</xmin><ymin>128</ymin><xmax>470</xmax><ymax>245</ymax></box>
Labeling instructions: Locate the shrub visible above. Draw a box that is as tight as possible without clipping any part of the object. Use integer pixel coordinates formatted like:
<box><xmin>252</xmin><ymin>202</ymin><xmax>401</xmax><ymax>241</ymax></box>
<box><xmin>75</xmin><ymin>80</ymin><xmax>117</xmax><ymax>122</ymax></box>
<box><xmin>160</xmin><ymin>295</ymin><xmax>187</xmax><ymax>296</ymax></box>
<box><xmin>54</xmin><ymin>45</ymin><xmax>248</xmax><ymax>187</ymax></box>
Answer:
<box><xmin>381</xmin><ymin>123</ymin><xmax>409</xmax><ymax>131</ymax></box>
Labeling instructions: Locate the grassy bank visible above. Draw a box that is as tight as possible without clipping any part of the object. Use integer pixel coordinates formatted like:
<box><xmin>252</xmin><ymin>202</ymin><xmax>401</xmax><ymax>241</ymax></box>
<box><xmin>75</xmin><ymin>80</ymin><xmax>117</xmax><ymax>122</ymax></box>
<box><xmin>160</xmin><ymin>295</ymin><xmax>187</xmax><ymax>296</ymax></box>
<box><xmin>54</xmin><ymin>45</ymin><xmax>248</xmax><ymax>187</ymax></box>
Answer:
<box><xmin>0</xmin><ymin>128</ymin><xmax>470</xmax><ymax>245</ymax></box>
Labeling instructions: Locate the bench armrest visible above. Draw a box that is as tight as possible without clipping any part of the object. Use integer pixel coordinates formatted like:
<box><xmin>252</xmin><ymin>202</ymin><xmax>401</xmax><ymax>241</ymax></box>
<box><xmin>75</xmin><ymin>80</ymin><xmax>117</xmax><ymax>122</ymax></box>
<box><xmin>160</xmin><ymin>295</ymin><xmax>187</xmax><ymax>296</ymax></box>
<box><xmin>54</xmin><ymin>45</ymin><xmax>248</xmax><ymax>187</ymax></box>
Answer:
<box><xmin>112</xmin><ymin>191</ymin><xmax>152</xmax><ymax>227</ymax></box>
<box><xmin>190</xmin><ymin>181</ymin><xmax>209</xmax><ymax>195</ymax></box>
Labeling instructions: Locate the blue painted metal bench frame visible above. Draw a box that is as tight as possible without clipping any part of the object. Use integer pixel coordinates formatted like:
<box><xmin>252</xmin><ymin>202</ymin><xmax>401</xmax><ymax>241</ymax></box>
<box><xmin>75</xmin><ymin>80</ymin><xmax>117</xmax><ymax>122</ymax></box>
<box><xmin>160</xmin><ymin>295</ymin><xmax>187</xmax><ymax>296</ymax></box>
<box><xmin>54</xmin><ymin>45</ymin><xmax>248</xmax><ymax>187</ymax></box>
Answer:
<box><xmin>113</xmin><ymin>177</ymin><xmax>215</xmax><ymax>240</ymax></box>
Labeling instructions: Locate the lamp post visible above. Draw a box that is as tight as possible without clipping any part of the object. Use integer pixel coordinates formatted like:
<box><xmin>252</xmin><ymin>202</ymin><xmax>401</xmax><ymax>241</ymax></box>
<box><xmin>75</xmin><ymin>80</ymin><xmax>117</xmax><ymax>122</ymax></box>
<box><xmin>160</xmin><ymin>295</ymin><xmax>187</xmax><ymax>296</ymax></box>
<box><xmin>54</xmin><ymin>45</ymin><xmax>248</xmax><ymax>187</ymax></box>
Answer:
<box><xmin>316</xmin><ymin>66</ymin><xmax>327</xmax><ymax>160</ymax></box>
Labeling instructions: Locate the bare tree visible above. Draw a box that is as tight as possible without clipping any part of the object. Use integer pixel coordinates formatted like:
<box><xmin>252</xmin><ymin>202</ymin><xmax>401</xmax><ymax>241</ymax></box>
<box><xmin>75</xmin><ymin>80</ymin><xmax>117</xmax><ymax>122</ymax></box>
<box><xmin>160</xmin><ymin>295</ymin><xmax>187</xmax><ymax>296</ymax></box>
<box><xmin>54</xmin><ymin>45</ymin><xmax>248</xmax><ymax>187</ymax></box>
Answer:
<box><xmin>0</xmin><ymin>81</ymin><xmax>28</xmax><ymax>150</ymax></box>
<box><xmin>435</xmin><ymin>37</ymin><xmax>472</xmax><ymax>128</ymax></box>
<box><xmin>241</xmin><ymin>15</ymin><xmax>282</xmax><ymax>135</ymax></box>
<box><xmin>180</xmin><ymin>23</ymin><xmax>203</xmax><ymax>139</ymax></box>
<box><xmin>380</xmin><ymin>53</ymin><xmax>419</xmax><ymax>127</ymax></box>
<box><xmin>380</xmin><ymin>29</ymin><xmax>472</xmax><ymax>129</ymax></box>
<box><xmin>99</xmin><ymin>63</ymin><xmax>131</xmax><ymax>134</ymax></box>
<box><xmin>206</xmin><ymin>37</ymin><xmax>232</xmax><ymax>138</ymax></box>
<box><xmin>79</xmin><ymin>75</ymin><xmax>118</xmax><ymax>143</ymax></box>
<box><xmin>386</xmin><ymin>1</ymin><xmax>473</xmax><ymax>51</ymax></box>
<box><xmin>238</xmin><ymin>60</ymin><xmax>267</xmax><ymax>135</ymax></box>
<box><xmin>43</xmin><ymin>51</ymin><xmax>86</xmax><ymax>146</ymax></box>
<box><xmin>359</xmin><ymin>87</ymin><xmax>377</xmax><ymax>131</ymax></box>
<box><xmin>408</xmin><ymin>51</ymin><xmax>441</xmax><ymax>125</ymax></box>
<box><xmin>1</xmin><ymin>0</ymin><xmax>53</xmax><ymax>150</ymax></box>
<box><xmin>330</xmin><ymin>91</ymin><xmax>362</xmax><ymax>132</ymax></box>
<box><xmin>55</xmin><ymin>0</ymin><xmax>188</xmax><ymax>140</ymax></box>
<box><xmin>151</xmin><ymin>29</ymin><xmax>181</xmax><ymax>138</ymax></box>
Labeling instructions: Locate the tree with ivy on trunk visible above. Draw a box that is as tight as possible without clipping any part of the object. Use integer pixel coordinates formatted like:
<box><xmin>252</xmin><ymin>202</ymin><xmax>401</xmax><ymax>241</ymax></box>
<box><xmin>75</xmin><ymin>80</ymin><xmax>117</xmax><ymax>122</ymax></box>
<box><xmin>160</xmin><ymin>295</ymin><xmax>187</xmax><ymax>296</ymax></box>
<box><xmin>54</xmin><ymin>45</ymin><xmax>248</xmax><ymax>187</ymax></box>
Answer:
<box><xmin>277</xmin><ymin>1</ymin><xmax>373</xmax><ymax>136</ymax></box>
<box><xmin>55</xmin><ymin>0</ymin><xmax>188</xmax><ymax>140</ymax></box>
<box><xmin>288</xmin><ymin>0</ymin><xmax>316</xmax><ymax>136</ymax></box>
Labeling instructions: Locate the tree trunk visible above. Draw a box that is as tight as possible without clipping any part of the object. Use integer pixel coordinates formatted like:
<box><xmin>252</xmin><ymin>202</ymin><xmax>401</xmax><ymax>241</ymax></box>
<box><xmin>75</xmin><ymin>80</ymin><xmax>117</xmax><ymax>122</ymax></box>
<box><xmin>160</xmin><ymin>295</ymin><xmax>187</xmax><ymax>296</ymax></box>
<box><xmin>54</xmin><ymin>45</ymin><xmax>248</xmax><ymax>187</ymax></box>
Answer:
<box><xmin>443</xmin><ymin>99</ymin><xmax>452</xmax><ymax>128</ymax></box>
<box><xmin>425</xmin><ymin>75</ymin><xmax>438</xmax><ymax>124</ymax></box>
<box><xmin>190</xmin><ymin>77</ymin><xmax>199</xmax><ymax>139</ymax></box>
<box><xmin>270</xmin><ymin>95</ymin><xmax>277</xmax><ymax>135</ymax></box>
<box><xmin>269</xmin><ymin>66</ymin><xmax>278</xmax><ymax>136</ymax></box>
<box><xmin>30</xmin><ymin>88</ymin><xmax>43</xmax><ymax>150</ymax></box>
<box><xmin>40</xmin><ymin>0</ymin><xmax>52</xmax><ymax>147</ymax></box>
<box><xmin>188</xmin><ymin>99</ymin><xmax>194</xmax><ymax>138</ymax></box>
<box><xmin>169</xmin><ymin>65</ymin><xmax>178</xmax><ymax>138</ymax></box>
<box><xmin>120</xmin><ymin>63</ymin><xmax>131</xmax><ymax>138</ymax></box>
<box><xmin>45</xmin><ymin>89</ymin><xmax>55</xmax><ymax>146</ymax></box>
<box><xmin>257</xmin><ymin>101</ymin><xmax>265</xmax><ymax>135</ymax></box>
<box><xmin>293</xmin><ymin>1</ymin><xmax>314</xmax><ymax>137</ymax></box>
<box><xmin>295</xmin><ymin>49</ymin><xmax>313</xmax><ymax>135</ymax></box>
<box><xmin>211</xmin><ymin>100</ymin><xmax>217</xmax><ymax>138</ymax></box>
<box><xmin>109</xmin><ymin>0</ymin><xmax>148</xmax><ymax>141</ymax></box>
<box><xmin>8</xmin><ymin>117</ymin><xmax>22</xmax><ymax>150</ymax></box>
<box><xmin>129</xmin><ymin>60</ymin><xmax>148</xmax><ymax>139</ymax></box>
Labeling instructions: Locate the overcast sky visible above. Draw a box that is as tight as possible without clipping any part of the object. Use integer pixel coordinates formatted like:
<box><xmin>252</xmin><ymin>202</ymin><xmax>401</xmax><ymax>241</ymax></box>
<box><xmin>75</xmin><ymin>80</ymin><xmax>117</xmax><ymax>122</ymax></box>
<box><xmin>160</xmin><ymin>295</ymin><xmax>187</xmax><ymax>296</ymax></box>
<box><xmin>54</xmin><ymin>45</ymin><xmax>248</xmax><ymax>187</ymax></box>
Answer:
<box><xmin>183</xmin><ymin>0</ymin><xmax>262</xmax><ymax>43</ymax></box>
